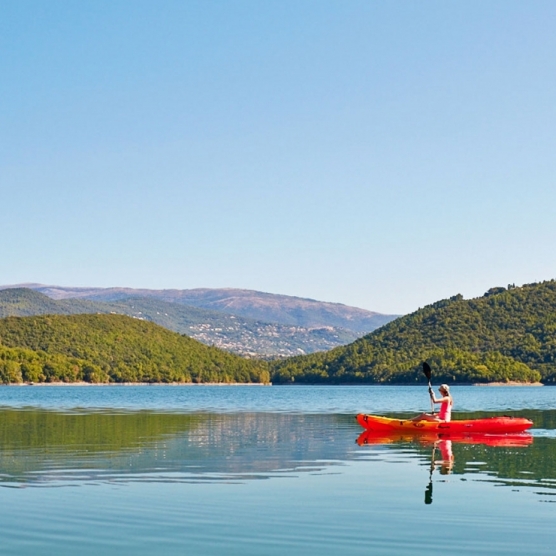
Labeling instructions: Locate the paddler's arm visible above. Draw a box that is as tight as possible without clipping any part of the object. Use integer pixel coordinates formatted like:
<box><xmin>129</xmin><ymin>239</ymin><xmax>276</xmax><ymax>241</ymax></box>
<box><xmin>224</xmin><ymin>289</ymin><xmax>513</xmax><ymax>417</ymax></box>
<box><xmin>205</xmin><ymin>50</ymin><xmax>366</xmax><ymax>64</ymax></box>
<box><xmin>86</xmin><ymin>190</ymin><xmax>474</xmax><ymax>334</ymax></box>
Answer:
<box><xmin>429</xmin><ymin>390</ymin><xmax>450</xmax><ymax>405</ymax></box>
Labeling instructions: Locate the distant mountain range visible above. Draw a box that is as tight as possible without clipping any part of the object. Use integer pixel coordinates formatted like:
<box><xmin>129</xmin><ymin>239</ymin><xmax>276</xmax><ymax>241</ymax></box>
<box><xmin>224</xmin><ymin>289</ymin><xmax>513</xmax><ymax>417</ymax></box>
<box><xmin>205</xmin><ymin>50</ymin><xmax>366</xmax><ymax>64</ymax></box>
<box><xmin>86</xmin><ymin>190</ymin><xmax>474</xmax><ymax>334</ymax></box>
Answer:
<box><xmin>0</xmin><ymin>285</ymin><xmax>399</xmax><ymax>358</ymax></box>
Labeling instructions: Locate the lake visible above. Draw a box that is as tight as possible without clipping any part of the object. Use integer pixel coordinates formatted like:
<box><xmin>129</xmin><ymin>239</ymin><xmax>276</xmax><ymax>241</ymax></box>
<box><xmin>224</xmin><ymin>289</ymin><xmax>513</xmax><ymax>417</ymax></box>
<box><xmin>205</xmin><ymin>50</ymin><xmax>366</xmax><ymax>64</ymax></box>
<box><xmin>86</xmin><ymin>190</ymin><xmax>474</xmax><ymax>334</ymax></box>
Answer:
<box><xmin>0</xmin><ymin>385</ymin><xmax>554</xmax><ymax>555</ymax></box>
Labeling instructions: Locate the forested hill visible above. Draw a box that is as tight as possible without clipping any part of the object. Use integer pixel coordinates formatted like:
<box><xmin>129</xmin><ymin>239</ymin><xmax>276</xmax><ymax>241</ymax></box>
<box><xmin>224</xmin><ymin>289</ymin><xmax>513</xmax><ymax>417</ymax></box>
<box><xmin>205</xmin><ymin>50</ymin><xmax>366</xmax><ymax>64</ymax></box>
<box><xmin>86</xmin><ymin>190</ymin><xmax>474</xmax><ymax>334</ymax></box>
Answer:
<box><xmin>0</xmin><ymin>314</ymin><xmax>269</xmax><ymax>384</ymax></box>
<box><xmin>0</xmin><ymin>287</ymin><xmax>105</xmax><ymax>316</ymax></box>
<box><xmin>271</xmin><ymin>281</ymin><xmax>556</xmax><ymax>384</ymax></box>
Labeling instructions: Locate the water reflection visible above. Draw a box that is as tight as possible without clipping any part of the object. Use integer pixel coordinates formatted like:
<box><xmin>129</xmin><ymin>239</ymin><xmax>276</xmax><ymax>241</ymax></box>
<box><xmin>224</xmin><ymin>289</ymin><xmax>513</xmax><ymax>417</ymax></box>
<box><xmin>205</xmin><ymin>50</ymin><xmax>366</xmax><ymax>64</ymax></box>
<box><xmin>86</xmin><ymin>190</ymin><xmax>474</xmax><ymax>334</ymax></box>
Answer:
<box><xmin>0</xmin><ymin>409</ymin><xmax>355</xmax><ymax>486</ymax></box>
<box><xmin>354</xmin><ymin>410</ymin><xmax>556</xmax><ymax>499</ymax></box>
<box><xmin>0</xmin><ymin>408</ymin><xmax>555</xmax><ymax>503</ymax></box>
<box><xmin>356</xmin><ymin>430</ymin><xmax>537</xmax><ymax>503</ymax></box>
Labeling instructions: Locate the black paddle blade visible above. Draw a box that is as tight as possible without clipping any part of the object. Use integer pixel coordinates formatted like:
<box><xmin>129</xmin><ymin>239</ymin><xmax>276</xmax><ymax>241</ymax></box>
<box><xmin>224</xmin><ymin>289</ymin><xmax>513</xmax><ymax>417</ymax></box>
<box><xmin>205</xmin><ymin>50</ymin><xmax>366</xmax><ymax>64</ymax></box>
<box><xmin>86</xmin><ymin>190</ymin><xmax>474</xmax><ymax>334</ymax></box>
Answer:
<box><xmin>424</xmin><ymin>481</ymin><xmax>433</xmax><ymax>505</ymax></box>
<box><xmin>422</xmin><ymin>362</ymin><xmax>431</xmax><ymax>381</ymax></box>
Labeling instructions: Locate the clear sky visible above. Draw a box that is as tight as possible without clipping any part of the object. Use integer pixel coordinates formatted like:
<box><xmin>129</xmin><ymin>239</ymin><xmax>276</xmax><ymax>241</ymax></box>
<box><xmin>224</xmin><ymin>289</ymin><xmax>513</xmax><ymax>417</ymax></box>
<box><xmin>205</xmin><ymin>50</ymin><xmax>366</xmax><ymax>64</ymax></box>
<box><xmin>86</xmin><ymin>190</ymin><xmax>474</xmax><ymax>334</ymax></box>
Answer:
<box><xmin>1</xmin><ymin>1</ymin><xmax>555</xmax><ymax>314</ymax></box>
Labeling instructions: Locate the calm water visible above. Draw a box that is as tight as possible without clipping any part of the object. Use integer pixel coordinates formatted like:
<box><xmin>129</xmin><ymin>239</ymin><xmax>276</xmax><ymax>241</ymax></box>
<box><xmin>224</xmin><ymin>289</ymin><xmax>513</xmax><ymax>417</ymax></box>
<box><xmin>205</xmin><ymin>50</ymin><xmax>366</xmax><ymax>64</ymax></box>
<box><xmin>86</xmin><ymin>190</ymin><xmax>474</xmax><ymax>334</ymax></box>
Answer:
<box><xmin>0</xmin><ymin>385</ymin><xmax>554</xmax><ymax>555</ymax></box>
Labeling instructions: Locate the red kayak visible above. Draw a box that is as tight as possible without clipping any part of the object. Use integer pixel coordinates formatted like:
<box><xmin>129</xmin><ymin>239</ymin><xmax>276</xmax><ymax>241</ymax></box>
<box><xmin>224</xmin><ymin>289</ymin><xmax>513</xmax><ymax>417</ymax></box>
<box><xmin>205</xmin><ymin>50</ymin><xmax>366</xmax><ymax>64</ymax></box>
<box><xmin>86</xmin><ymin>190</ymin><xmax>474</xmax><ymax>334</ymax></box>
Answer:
<box><xmin>356</xmin><ymin>413</ymin><xmax>533</xmax><ymax>434</ymax></box>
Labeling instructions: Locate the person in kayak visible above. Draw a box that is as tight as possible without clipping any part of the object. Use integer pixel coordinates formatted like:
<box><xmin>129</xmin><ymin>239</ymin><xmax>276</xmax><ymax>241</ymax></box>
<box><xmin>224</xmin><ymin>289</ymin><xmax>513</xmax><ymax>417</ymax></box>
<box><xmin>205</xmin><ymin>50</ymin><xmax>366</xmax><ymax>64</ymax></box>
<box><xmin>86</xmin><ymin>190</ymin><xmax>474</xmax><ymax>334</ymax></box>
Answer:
<box><xmin>413</xmin><ymin>384</ymin><xmax>453</xmax><ymax>422</ymax></box>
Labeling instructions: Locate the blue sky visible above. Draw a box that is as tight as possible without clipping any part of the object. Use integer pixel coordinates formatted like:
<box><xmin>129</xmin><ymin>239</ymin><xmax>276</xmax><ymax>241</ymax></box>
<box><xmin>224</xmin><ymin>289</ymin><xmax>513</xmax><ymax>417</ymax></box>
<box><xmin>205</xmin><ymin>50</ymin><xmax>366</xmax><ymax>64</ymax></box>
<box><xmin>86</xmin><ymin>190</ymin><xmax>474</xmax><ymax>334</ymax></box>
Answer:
<box><xmin>1</xmin><ymin>0</ymin><xmax>555</xmax><ymax>314</ymax></box>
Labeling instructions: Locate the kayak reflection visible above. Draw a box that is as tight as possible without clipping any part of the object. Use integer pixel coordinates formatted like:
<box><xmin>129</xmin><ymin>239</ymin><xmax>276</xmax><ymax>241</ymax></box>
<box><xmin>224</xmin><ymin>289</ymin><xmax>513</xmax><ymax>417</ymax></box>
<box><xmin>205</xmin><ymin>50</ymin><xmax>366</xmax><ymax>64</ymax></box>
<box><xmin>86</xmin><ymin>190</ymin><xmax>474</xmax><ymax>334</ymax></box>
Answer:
<box><xmin>356</xmin><ymin>430</ymin><xmax>533</xmax><ymax>448</ymax></box>
<box><xmin>356</xmin><ymin>430</ymin><xmax>534</xmax><ymax>505</ymax></box>
<box><xmin>425</xmin><ymin>439</ymin><xmax>453</xmax><ymax>504</ymax></box>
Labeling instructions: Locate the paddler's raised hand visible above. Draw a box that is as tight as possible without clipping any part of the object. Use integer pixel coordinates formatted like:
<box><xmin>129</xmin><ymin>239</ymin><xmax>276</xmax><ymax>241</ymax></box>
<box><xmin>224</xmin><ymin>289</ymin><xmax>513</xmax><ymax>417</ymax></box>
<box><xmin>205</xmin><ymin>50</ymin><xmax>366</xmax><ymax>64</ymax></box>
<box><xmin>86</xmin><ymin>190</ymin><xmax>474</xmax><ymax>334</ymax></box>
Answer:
<box><xmin>428</xmin><ymin>386</ymin><xmax>434</xmax><ymax>397</ymax></box>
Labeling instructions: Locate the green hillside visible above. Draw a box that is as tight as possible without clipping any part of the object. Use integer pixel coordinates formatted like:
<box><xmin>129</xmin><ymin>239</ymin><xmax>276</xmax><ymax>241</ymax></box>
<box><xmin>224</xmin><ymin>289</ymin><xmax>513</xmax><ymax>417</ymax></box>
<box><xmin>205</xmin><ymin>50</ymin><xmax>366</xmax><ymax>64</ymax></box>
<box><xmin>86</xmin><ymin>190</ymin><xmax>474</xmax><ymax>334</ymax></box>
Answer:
<box><xmin>0</xmin><ymin>287</ymin><xmax>106</xmax><ymax>317</ymax></box>
<box><xmin>271</xmin><ymin>281</ymin><xmax>556</xmax><ymax>384</ymax></box>
<box><xmin>0</xmin><ymin>288</ymin><xmax>360</xmax><ymax>357</ymax></box>
<box><xmin>0</xmin><ymin>314</ymin><xmax>269</xmax><ymax>384</ymax></box>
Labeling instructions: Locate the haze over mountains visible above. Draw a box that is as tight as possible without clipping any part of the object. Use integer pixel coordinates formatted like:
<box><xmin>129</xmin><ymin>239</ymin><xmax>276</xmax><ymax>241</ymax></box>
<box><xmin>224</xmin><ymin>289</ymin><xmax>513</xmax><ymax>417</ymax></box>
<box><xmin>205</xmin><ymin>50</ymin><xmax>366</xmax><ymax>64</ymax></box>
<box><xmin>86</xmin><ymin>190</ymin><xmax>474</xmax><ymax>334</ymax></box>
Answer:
<box><xmin>13</xmin><ymin>284</ymin><xmax>394</xmax><ymax>332</ymax></box>
<box><xmin>0</xmin><ymin>285</ymin><xmax>398</xmax><ymax>358</ymax></box>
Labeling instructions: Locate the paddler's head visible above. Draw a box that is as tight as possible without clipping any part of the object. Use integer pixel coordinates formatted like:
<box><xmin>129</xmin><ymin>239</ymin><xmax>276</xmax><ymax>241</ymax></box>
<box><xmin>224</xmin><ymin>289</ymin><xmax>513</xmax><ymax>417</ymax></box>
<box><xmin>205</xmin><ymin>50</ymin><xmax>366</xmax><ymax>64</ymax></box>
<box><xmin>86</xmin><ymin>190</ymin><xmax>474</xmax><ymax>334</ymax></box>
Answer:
<box><xmin>439</xmin><ymin>384</ymin><xmax>450</xmax><ymax>395</ymax></box>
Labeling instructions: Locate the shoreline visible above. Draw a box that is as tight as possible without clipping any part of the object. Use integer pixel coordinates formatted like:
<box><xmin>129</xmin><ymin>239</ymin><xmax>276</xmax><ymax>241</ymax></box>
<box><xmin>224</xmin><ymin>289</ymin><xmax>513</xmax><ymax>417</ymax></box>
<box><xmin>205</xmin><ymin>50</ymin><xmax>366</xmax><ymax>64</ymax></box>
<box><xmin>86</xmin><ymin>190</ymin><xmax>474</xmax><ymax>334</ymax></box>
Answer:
<box><xmin>3</xmin><ymin>382</ymin><xmax>272</xmax><ymax>387</ymax></box>
<box><xmin>472</xmin><ymin>381</ymin><xmax>544</xmax><ymax>386</ymax></box>
<box><xmin>1</xmin><ymin>381</ymin><xmax>546</xmax><ymax>387</ymax></box>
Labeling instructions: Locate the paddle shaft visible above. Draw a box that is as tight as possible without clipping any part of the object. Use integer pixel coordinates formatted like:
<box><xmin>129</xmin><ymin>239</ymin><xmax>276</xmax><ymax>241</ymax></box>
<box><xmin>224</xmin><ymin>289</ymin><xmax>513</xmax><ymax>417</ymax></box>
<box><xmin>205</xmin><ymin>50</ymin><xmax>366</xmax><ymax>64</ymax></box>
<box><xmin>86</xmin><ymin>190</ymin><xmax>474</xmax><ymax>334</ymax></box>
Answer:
<box><xmin>424</xmin><ymin>445</ymin><xmax>435</xmax><ymax>505</ymax></box>
<box><xmin>422</xmin><ymin>362</ymin><xmax>435</xmax><ymax>414</ymax></box>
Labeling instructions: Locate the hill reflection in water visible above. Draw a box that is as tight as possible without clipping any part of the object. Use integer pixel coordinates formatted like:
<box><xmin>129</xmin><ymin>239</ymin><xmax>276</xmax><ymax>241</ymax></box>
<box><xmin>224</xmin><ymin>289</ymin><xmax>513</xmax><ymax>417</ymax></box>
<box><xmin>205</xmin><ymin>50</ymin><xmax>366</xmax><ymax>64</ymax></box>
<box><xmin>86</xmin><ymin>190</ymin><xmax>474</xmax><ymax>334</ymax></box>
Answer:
<box><xmin>0</xmin><ymin>408</ymin><xmax>555</xmax><ymax>498</ymax></box>
<box><xmin>0</xmin><ymin>410</ymin><xmax>354</xmax><ymax>486</ymax></box>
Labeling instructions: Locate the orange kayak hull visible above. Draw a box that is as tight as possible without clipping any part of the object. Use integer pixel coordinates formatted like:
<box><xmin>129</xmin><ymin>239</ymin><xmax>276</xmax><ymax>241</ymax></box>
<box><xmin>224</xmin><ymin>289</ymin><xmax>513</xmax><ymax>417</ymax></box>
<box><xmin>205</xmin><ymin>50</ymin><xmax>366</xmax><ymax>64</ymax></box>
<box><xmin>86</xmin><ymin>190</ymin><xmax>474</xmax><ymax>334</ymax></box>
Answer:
<box><xmin>356</xmin><ymin>413</ymin><xmax>533</xmax><ymax>434</ymax></box>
